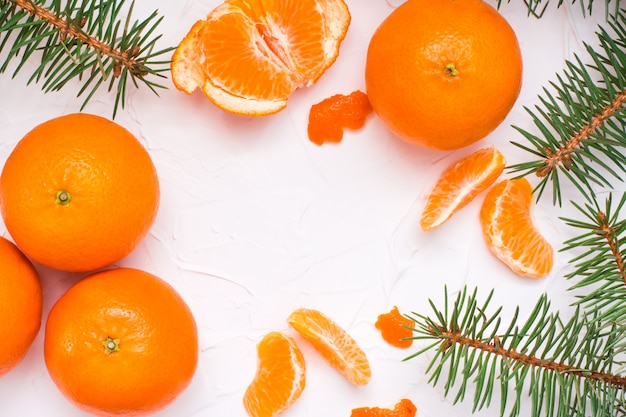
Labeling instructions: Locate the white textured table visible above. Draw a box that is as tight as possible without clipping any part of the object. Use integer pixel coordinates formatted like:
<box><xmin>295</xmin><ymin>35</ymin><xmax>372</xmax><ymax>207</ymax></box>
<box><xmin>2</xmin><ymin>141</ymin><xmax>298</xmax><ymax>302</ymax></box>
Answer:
<box><xmin>0</xmin><ymin>1</ymin><xmax>611</xmax><ymax>416</ymax></box>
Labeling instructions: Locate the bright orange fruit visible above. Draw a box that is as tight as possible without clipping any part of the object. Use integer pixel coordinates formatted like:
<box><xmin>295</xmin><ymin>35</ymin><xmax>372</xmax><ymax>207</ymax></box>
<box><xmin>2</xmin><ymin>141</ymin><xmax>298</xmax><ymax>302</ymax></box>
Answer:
<box><xmin>351</xmin><ymin>398</ymin><xmax>417</xmax><ymax>417</ymax></box>
<box><xmin>243</xmin><ymin>331</ymin><xmax>306</xmax><ymax>417</ymax></box>
<box><xmin>0</xmin><ymin>113</ymin><xmax>159</xmax><ymax>272</ymax></box>
<box><xmin>0</xmin><ymin>236</ymin><xmax>42</xmax><ymax>377</ymax></box>
<box><xmin>375</xmin><ymin>306</ymin><xmax>414</xmax><ymax>349</ymax></box>
<box><xmin>44</xmin><ymin>267</ymin><xmax>198</xmax><ymax>417</ymax></box>
<box><xmin>287</xmin><ymin>308</ymin><xmax>371</xmax><ymax>385</ymax></box>
<box><xmin>420</xmin><ymin>147</ymin><xmax>506</xmax><ymax>232</ymax></box>
<box><xmin>365</xmin><ymin>0</ymin><xmax>522</xmax><ymax>150</ymax></box>
<box><xmin>171</xmin><ymin>0</ymin><xmax>351</xmax><ymax>116</ymax></box>
<box><xmin>480</xmin><ymin>178</ymin><xmax>554</xmax><ymax>278</ymax></box>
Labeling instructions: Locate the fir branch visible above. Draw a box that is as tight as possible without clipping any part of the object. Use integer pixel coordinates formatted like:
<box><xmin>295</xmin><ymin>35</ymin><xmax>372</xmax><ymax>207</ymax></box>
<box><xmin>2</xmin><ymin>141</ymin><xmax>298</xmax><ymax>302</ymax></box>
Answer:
<box><xmin>0</xmin><ymin>0</ymin><xmax>174</xmax><ymax>118</ymax></box>
<box><xmin>498</xmin><ymin>0</ymin><xmax>622</xmax><ymax>19</ymax></box>
<box><xmin>507</xmin><ymin>12</ymin><xmax>626</xmax><ymax>206</ymax></box>
<box><xmin>560</xmin><ymin>192</ymin><xmax>626</xmax><ymax>323</ymax></box>
<box><xmin>406</xmin><ymin>286</ymin><xmax>626</xmax><ymax>417</ymax></box>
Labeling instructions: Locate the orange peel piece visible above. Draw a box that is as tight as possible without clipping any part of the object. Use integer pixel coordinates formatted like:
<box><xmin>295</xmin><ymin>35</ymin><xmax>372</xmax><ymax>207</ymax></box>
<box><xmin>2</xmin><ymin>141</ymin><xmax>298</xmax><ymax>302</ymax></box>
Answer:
<box><xmin>307</xmin><ymin>90</ymin><xmax>373</xmax><ymax>145</ymax></box>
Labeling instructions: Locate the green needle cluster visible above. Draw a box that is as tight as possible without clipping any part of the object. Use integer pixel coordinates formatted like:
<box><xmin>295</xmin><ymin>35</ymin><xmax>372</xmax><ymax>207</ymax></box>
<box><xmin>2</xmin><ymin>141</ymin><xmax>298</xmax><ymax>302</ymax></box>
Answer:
<box><xmin>0</xmin><ymin>0</ymin><xmax>174</xmax><ymax>118</ymax></box>
<box><xmin>408</xmin><ymin>287</ymin><xmax>626</xmax><ymax>417</ymax></box>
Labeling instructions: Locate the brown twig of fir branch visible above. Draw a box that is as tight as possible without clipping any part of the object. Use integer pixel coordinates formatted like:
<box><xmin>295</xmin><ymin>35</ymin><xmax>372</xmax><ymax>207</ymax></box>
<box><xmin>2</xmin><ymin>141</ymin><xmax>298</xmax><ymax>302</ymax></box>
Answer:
<box><xmin>10</xmin><ymin>0</ymin><xmax>144</xmax><ymax>78</ymax></box>
<box><xmin>1</xmin><ymin>0</ymin><xmax>174</xmax><ymax>117</ymax></box>
<box><xmin>596</xmin><ymin>210</ymin><xmax>626</xmax><ymax>285</ymax></box>
<box><xmin>434</xmin><ymin>325</ymin><xmax>626</xmax><ymax>389</ymax></box>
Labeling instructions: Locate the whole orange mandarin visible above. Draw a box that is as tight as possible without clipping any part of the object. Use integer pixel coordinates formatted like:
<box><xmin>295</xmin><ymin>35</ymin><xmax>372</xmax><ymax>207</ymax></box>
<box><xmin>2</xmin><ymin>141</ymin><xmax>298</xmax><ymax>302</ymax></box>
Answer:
<box><xmin>0</xmin><ymin>113</ymin><xmax>159</xmax><ymax>272</ymax></box>
<box><xmin>44</xmin><ymin>267</ymin><xmax>198</xmax><ymax>417</ymax></box>
<box><xmin>0</xmin><ymin>236</ymin><xmax>42</xmax><ymax>377</ymax></box>
<box><xmin>365</xmin><ymin>0</ymin><xmax>523</xmax><ymax>150</ymax></box>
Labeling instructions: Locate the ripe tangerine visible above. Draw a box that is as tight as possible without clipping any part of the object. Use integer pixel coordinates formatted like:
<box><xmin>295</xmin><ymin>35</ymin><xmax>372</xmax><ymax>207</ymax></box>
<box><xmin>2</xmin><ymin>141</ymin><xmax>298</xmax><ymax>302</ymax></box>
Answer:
<box><xmin>365</xmin><ymin>0</ymin><xmax>523</xmax><ymax>150</ymax></box>
<box><xmin>0</xmin><ymin>236</ymin><xmax>42</xmax><ymax>377</ymax></box>
<box><xmin>44</xmin><ymin>267</ymin><xmax>198</xmax><ymax>417</ymax></box>
<box><xmin>0</xmin><ymin>113</ymin><xmax>160</xmax><ymax>272</ymax></box>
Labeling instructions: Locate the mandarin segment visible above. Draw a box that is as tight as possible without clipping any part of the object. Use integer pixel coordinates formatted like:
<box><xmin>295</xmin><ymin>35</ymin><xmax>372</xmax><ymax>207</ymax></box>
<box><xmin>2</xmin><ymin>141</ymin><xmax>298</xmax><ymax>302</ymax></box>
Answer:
<box><xmin>375</xmin><ymin>306</ymin><xmax>415</xmax><ymax>349</ymax></box>
<box><xmin>480</xmin><ymin>178</ymin><xmax>554</xmax><ymax>278</ymax></box>
<box><xmin>44</xmin><ymin>268</ymin><xmax>198</xmax><ymax>417</ymax></box>
<box><xmin>0</xmin><ymin>236</ymin><xmax>42</xmax><ymax>377</ymax></box>
<box><xmin>420</xmin><ymin>146</ymin><xmax>506</xmax><ymax>231</ymax></box>
<box><xmin>171</xmin><ymin>0</ymin><xmax>351</xmax><ymax>116</ymax></box>
<box><xmin>365</xmin><ymin>0</ymin><xmax>522</xmax><ymax>150</ymax></box>
<box><xmin>243</xmin><ymin>331</ymin><xmax>306</xmax><ymax>417</ymax></box>
<box><xmin>287</xmin><ymin>308</ymin><xmax>371</xmax><ymax>385</ymax></box>
<box><xmin>351</xmin><ymin>398</ymin><xmax>417</xmax><ymax>417</ymax></box>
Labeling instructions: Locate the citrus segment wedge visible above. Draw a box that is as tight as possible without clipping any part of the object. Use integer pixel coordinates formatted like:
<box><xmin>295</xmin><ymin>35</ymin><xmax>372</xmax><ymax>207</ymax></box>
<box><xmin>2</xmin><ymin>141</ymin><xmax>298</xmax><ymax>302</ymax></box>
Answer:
<box><xmin>243</xmin><ymin>332</ymin><xmax>306</xmax><ymax>417</ymax></box>
<box><xmin>480</xmin><ymin>178</ymin><xmax>554</xmax><ymax>278</ymax></box>
<box><xmin>420</xmin><ymin>146</ymin><xmax>505</xmax><ymax>231</ymax></box>
<box><xmin>287</xmin><ymin>308</ymin><xmax>371</xmax><ymax>385</ymax></box>
<box><xmin>171</xmin><ymin>0</ymin><xmax>351</xmax><ymax>116</ymax></box>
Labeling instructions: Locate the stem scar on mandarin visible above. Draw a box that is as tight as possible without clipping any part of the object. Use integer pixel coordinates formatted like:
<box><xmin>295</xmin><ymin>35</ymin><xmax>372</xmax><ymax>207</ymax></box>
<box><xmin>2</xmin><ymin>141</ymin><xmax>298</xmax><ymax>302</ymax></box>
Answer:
<box><xmin>445</xmin><ymin>63</ymin><xmax>459</xmax><ymax>76</ymax></box>
<box><xmin>103</xmin><ymin>337</ymin><xmax>120</xmax><ymax>354</ymax></box>
<box><xmin>55</xmin><ymin>190</ymin><xmax>71</xmax><ymax>205</ymax></box>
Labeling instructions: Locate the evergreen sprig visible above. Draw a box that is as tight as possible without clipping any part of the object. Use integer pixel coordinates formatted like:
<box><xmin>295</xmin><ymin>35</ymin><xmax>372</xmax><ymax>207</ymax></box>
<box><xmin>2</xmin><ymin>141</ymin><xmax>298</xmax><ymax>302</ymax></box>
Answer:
<box><xmin>560</xmin><ymin>192</ymin><xmax>626</xmax><ymax>323</ymax></box>
<box><xmin>507</xmin><ymin>11</ymin><xmax>626</xmax><ymax>206</ymax></box>
<box><xmin>498</xmin><ymin>0</ymin><xmax>622</xmax><ymax>19</ymax></box>
<box><xmin>0</xmin><ymin>0</ymin><xmax>174</xmax><ymax>117</ymax></box>
<box><xmin>407</xmin><ymin>286</ymin><xmax>626</xmax><ymax>417</ymax></box>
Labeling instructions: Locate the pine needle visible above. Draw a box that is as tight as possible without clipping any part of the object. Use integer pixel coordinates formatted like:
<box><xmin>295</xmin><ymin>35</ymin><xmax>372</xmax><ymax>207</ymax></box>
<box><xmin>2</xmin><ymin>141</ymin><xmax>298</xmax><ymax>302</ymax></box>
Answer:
<box><xmin>0</xmin><ymin>0</ymin><xmax>174</xmax><ymax>118</ymax></box>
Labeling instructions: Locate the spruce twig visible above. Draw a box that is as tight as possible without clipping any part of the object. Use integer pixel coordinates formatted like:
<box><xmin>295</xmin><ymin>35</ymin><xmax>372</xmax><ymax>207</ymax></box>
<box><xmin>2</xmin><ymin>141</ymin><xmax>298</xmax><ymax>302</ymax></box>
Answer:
<box><xmin>560</xmin><ymin>193</ymin><xmax>626</xmax><ymax>323</ymax></box>
<box><xmin>407</xmin><ymin>286</ymin><xmax>626</xmax><ymax>417</ymax></box>
<box><xmin>507</xmin><ymin>12</ymin><xmax>626</xmax><ymax>206</ymax></box>
<box><xmin>498</xmin><ymin>0</ymin><xmax>623</xmax><ymax>19</ymax></box>
<box><xmin>0</xmin><ymin>0</ymin><xmax>174</xmax><ymax>118</ymax></box>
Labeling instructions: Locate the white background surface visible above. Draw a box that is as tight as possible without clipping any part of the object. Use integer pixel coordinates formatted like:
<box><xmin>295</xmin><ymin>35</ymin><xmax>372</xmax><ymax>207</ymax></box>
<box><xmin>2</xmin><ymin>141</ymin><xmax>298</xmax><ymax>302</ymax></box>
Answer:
<box><xmin>0</xmin><ymin>1</ymin><xmax>613</xmax><ymax>416</ymax></box>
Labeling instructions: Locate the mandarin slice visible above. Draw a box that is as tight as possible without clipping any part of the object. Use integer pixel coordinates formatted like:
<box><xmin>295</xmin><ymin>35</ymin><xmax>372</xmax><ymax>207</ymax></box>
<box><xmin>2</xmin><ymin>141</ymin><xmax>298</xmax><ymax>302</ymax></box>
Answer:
<box><xmin>171</xmin><ymin>0</ymin><xmax>351</xmax><ymax>116</ymax></box>
<box><xmin>243</xmin><ymin>331</ymin><xmax>306</xmax><ymax>417</ymax></box>
<box><xmin>480</xmin><ymin>178</ymin><xmax>554</xmax><ymax>278</ymax></box>
<box><xmin>307</xmin><ymin>90</ymin><xmax>373</xmax><ymax>145</ymax></box>
<box><xmin>351</xmin><ymin>398</ymin><xmax>417</xmax><ymax>417</ymax></box>
<box><xmin>375</xmin><ymin>306</ymin><xmax>414</xmax><ymax>349</ymax></box>
<box><xmin>420</xmin><ymin>146</ymin><xmax>505</xmax><ymax>232</ymax></box>
<box><xmin>287</xmin><ymin>308</ymin><xmax>371</xmax><ymax>385</ymax></box>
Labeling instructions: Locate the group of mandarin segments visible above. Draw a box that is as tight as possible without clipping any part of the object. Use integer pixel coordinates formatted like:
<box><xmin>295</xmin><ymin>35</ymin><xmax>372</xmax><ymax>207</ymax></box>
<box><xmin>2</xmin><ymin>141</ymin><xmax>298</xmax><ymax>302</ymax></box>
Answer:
<box><xmin>0</xmin><ymin>0</ymin><xmax>555</xmax><ymax>415</ymax></box>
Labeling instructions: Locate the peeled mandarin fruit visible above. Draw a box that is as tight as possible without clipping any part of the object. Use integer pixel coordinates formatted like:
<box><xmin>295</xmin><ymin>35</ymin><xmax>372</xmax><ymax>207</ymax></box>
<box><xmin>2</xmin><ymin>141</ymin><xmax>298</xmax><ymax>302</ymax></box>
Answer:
<box><xmin>287</xmin><ymin>308</ymin><xmax>371</xmax><ymax>385</ymax></box>
<box><xmin>0</xmin><ymin>236</ymin><xmax>42</xmax><ymax>377</ymax></box>
<box><xmin>171</xmin><ymin>0</ymin><xmax>351</xmax><ymax>116</ymax></box>
<box><xmin>480</xmin><ymin>178</ymin><xmax>554</xmax><ymax>278</ymax></box>
<box><xmin>365</xmin><ymin>0</ymin><xmax>522</xmax><ymax>150</ymax></box>
<box><xmin>243</xmin><ymin>331</ymin><xmax>306</xmax><ymax>417</ymax></box>
<box><xmin>420</xmin><ymin>146</ymin><xmax>506</xmax><ymax>232</ymax></box>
